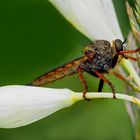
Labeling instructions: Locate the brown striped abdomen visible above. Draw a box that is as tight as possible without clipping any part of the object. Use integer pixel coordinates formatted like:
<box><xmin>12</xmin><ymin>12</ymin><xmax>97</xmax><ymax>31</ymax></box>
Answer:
<box><xmin>30</xmin><ymin>56</ymin><xmax>86</xmax><ymax>86</ymax></box>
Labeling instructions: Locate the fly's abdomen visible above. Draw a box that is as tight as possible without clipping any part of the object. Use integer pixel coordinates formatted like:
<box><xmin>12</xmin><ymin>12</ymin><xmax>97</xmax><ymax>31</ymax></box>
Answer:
<box><xmin>29</xmin><ymin>57</ymin><xmax>85</xmax><ymax>86</ymax></box>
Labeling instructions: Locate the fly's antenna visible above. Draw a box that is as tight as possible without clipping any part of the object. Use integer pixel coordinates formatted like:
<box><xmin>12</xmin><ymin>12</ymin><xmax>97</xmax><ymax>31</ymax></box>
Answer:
<box><xmin>121</xmin><ymin>38</ymin><xmax>127</xmax><ymax>50</ymax></box>
<box><xmin>122</xmin><ymin>38</ymin><xmax>127</xmax><ymax>45</ymax></box>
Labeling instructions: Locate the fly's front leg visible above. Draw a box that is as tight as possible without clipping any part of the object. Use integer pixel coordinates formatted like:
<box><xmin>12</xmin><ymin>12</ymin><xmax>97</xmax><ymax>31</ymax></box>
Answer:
<box><xmin>77</xmin><ymin>67</ymin><xmax>89</xmax><ymax>100</ymax></box>
<box><xmin>94</xmin><ymin>70</ymin><xmax>116</xmax><ymax>99</ymax></box>
<box><xmin>119</xmin><ymin>48</ymin><xmax>140</xmax><ymax>54</ymax></box>
<box><xmin>119</xmin><ymin>48</ymin><xmax>140</xmax><ymax>61</ymax></box>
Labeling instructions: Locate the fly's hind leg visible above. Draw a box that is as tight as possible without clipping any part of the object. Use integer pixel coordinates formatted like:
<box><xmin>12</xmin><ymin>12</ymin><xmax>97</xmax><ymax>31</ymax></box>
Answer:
<box><xmin>94</xmin><ymin>70</ymin><xmax>116</xmax><ymax>99</ymax></box>
<box><xmin>110</xmin><ymin>71</ymin><xmax>133</xmax><ymax>88</ymax></box>
<box><xmin>77</xmin><ymin>67</ymin><xmax>89</xmax><ymax>101</ymax></box>
<box><xmin>111</xmin><ymin>71</ymin><xmax>127</xmax><ymax>81</ymax></box>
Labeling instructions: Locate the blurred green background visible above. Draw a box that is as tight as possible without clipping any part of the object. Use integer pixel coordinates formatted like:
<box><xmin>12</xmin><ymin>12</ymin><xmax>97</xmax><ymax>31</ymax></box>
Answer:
<box><xmin>0</xmin><ymin>0</ymin><xmax>135</xmax><ymax>140</ymax></box>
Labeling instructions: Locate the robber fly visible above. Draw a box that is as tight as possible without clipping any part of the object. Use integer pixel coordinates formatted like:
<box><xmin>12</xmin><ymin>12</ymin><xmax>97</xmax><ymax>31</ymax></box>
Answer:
<box><xmin>29</xmin><ymin>39</ymin><xmax>140</xmax><ymax>99</ymax></box>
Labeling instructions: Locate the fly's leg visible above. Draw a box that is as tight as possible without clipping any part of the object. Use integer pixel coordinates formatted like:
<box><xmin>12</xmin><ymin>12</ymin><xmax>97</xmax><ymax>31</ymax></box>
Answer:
<box><xmin>94</xmin><ymin>70</ymin><xmax>116</xmax><ymax>99</ymax></box>
<box><xmin>119</xmin><ymin>48</ymin><xmax>140</xmax><ymax>54</ymax></box>
<box><xmin>119</xmin><ymin>48</ymin><xmax>140</xmax><ymax>61</ymax></box>
<box><xmin>98</xmin><ymin>79</ymin><xmax>104</xmax><ymax>92</ymax></box>
<box><xmin>111</xmin><ymin>71</ymin><xmax>127</xmax><ymax>81</ymax></box>
<box><xmin>111</xmin><ymin>71</ymin><xmax>139</xmax><ymax>91</ymax></box>
<box><xmin>122</xmin><ymin>55</ymin><xmax>137</xmax><ymax>61</ymax></box>
<box><xmin>77</xmin><ymin>67</ymin><xmax>89</xmax><ymax>100</ymax></box>
<box><xmin>120</xmin><ymin>53</ymin><xmax>138</xmax><ymax>61</ymax></box>
<box><xmin>111</xmin><ymin>71</ymin><xmax>133</xmax><ymax>85</ymax></box>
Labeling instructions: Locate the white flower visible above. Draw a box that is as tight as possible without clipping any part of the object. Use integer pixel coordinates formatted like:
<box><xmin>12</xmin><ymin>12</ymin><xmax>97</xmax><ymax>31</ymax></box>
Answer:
<box><xmin>0</xmin><ymin>85</ymin><xmax>139</xmax><ymax>128</ymax></box>
<box><xmin>0</xmin><ymin>85</ymin><xmax>79</xmax><ymax>128</ymax></box>
<box><xmin>49</xmin><ymin>0</ymin><xmax>123</xmax><ymax>41</ymax></box>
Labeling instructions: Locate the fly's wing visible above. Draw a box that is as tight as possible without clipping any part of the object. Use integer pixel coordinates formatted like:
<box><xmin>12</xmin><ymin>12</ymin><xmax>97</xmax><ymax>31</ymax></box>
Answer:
<box><xmin>29</xmin><ymin>56</ymin><xmax>86</xmax><ymax>86</ymax></box>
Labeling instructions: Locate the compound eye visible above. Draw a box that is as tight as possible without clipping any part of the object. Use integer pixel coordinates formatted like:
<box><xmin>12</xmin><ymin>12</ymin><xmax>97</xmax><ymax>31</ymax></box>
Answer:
<box><xmin>114</xmin><ymin>39</ymin><xmax>123</xmax><ymax>51</ymax></box>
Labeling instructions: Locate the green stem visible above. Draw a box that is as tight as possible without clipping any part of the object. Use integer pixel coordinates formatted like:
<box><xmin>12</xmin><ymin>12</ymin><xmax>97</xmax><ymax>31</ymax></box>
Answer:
<box><xmin>73</xmin><ymin>92</ymin><xmax>140</xmax><ymax>106</ymax></box>
<box><xmin>135</xmin><ymin>114</ymin><xmax>140</xmax><ymax>140</ymax></box>
<box><xmin>121</xmin><ymin>59</ymin><xmax>140</xmax><ymax>89</ymax></box>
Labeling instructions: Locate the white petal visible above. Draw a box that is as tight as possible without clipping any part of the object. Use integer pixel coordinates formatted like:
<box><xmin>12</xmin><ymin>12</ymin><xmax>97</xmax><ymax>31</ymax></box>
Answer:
<box><xmin>49</xmin><ymin>0</ymin><xmax>123</xmax><ymax>41</ymax></box>
<box><xmin>0</xmin><ymin>85</ymin><xmax>78</xmax><ymax>128</ymax></box>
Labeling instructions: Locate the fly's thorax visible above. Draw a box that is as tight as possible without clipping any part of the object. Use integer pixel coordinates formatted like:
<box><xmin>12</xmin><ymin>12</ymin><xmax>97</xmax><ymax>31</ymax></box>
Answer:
<box><xmin>84</xmin><ymin>40</ymin><xmax>117</xmax><ymax>71</ymax></box>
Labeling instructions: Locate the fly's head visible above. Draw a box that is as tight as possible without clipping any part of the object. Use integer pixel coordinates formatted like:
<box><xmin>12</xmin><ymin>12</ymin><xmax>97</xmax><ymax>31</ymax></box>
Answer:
<box><xmin>113</xmin><ymin>39</ymin><xmax>128</xmax><ymax>59</ymax></box>
<box><xmin>113</xmin><ymin>39</ymin><xmax>126</xmax><ymax>53</ymax></box>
